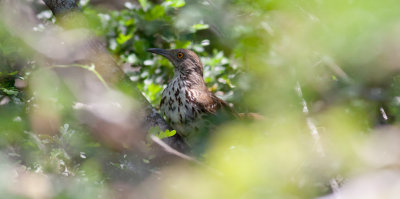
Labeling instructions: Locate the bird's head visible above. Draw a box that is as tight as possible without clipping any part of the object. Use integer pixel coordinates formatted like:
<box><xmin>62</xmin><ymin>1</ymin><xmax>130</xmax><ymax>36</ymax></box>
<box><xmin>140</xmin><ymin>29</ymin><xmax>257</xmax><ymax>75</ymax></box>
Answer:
<box><xmin>147</xmin><ymin>48</ymin><xmax>203</xmax><ymax>77</ymax></box>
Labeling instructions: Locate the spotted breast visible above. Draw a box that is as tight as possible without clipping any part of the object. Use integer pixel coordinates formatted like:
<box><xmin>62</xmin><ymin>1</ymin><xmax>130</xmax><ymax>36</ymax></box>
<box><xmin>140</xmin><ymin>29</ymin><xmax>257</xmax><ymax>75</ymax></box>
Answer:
<box><xmin>160</xmin><ymin>74</ymin><xmax>203</xmax><ymax>136</ymax></box>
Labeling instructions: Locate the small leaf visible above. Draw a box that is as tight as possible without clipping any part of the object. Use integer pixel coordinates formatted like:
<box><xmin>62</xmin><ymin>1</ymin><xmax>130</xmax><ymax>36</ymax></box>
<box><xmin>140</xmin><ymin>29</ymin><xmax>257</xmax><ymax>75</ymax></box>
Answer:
<box><xmin>148</xmin><ymin>127</ymin><xmax>176</xmax><ymax>139</ymax></box>
<box><xmin>157</xmin><ymin>129</ymin><xmax>176</xmax><ymax>139</ymax></box>
<box><xmin>124</xmin><ymin>18</ymin><xmax>135</xmax><ymax>26</ymax></box>
<box><xmin>164</xmin><ymin>129</ymin><xmax>177</xmax><ymax>137</ymax></box>
<box><xmin>190</xmin><ymin>23</ymin><xmax>209</xmax><ymax>33</ymax></box>
<box><xmin>116</xmin><ymin>33</ymin><xmax>132</xmax><ymax>44</ymax></box>
<box><xmin>165</xmin><ymin>0</ymin><xmax>185</xmax><ymax>8</ymax></box>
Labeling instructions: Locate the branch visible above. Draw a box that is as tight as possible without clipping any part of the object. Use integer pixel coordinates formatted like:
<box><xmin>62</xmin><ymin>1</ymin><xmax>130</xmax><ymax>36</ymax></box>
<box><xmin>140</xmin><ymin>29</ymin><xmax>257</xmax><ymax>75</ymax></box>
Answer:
<box><xmin>43</xmin><ymin>0</ymin><xmax>78</xmax><ymax>16</ymax></box>
<box><xmin>151</xmin><ymin>135</ymin><xmax>221</xmax><ymax>175</ymax></box>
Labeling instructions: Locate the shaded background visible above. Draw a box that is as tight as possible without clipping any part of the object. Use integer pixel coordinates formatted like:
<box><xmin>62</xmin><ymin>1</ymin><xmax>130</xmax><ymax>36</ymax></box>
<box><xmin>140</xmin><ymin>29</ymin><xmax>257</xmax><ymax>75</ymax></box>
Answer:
<box><xmin>1</xmin><ymin>0</ymin><xmax>400</xmax><ymax>198</ymax></box>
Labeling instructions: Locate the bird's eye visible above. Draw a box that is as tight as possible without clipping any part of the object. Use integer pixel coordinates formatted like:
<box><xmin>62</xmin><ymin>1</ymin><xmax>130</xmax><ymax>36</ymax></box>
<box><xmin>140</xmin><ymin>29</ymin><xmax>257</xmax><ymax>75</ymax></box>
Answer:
<box><xmin>177</xmin><ymin>52</ymin><xmax>184</xmax><ymax>59</ymax></box>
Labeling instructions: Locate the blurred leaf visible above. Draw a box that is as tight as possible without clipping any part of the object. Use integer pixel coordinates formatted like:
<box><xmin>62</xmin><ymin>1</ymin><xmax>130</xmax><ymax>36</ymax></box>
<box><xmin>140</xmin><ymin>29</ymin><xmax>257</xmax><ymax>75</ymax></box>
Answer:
<box><xmin>116</xmin><ymin>33</ymin><xmax>133</xmax><ymax>44</ymax></box>
<box><xmin>7</xmin><ymin>71</ymin><xmax>18</xmax><ymax>76</ymax></box>
<box><xmin>161</xmin><ymin>129</ymin><xmax>177</xmax><ymax>138</ymax></box>
<box><xmin>165</xmin><ymin>0</ymin><xmax>186</xmax><ymax>8</ymax></box>
<box><xmin>146</xmin><ymin>5</ymin><xmax>166</xmax><ymax>20</ymax></box>
<box><xmin>149</xmin><ymin>126</ymin><xmax>176</xmax><ymax>139</ymax></box>
<box><xmin>139</xmin><ymin>0</ymin><xmax>149</xmax><ymax>11</ymax></box>
<box><xmin>0</xmin><ymin>88</ymin><xmax>18</xmax><ymax>96</ymax></box>
<box><xmin>190</xmin><ymin>23</ymin><xmax>209</xmax><ymax>33</ymax></box>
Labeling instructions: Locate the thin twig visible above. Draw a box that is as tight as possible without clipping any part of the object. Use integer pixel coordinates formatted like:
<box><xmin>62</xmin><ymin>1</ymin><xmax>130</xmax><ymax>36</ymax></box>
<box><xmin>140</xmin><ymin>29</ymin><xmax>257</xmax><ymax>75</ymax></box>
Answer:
<box><xmin>296</xmin><ymin>81</ymin><xmax>343</xmax><ymax>198</ymax></box>
<box><xmin>151</xmin><ymin>135</ymin><xmax>196</xmax><ymax>162</ymax></box>
<box><xmin>52</xmin><ymin>64</ymin><xmax>109</xmax><ymax>89</ymax></box>
<box><xmin>295</xmin><ymin>82</ymin><xmax>325</xmax><ymax>157</ymax></box>
<box><xmin>321</xmin><ymin>56</ymin><xmax>352</xmax><ymax>83</ymax></box>
<box><xmin>151</xmin><ymin>135</ymin><xmax>222</xmax><ymax>176</ymax></box>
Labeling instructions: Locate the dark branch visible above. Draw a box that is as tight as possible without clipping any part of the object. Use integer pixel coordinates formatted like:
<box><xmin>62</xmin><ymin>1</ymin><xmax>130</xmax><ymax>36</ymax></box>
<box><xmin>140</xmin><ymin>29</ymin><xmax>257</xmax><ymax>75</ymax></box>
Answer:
<box><xmin>43</xmin><ymin>0</ymin><xmax>79</xmax><ymax>16</ymax></box>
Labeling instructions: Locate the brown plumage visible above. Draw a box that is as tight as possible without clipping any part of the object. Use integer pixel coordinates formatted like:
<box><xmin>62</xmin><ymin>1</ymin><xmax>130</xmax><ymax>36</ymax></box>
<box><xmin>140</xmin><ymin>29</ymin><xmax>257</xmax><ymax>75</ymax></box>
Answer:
<box><xmin>147</xmin><ymin>48</ymin><xmax>235</xmax><ymax>138</ymax></box>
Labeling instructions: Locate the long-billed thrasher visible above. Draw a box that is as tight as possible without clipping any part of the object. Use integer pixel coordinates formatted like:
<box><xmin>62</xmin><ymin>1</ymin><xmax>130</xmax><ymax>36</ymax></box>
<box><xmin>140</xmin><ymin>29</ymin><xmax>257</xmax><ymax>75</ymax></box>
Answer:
<box><xmin>147</xmin><ymin>48</ymin><xmax>236</xmax><ymax>141</ymax></box>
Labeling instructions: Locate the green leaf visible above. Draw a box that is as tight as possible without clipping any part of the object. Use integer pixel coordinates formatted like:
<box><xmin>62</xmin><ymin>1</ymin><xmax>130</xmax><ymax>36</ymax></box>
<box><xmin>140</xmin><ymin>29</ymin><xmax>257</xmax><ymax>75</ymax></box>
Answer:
<box><xmin>124</xmin><ymin>18</ymin><xmax>135</xmax><ymax>26</ymax></box>
<box><xmin>1</xmin><ymin>88</ymin><xmax>18</xmax><ymax>95</ymax></box>
<box><xmin>116</xmin><ymin>33</ymin><xmax>132</xmax><ymax>44</ymax></box>
<box><xmin>8</xmin><ymin>71</ymin><xmax>18</xmax><ymax>76</ymax></box>
<box><xmin>163</xmin><ymin>129</ymin><xmax>177</xmax><ymax>138</ymax></box>
<box><xmin>165</xmin><ymin>0</ymin><xmax>186</xmax><ymax>8</ymax></box>
<box><xmin>175</xmin><ymin>40</ymin><xmax>191</xmax><ymax>49</ymax></box>
<box><xmin>148</xmin><ymin>127</ymin><xmax>177</xmax><ymax>139</ymax></box>
<box><xmin>146</xmin><ymin>82</ymin><xmax>163</xmax><ymax>105</ymax></box>
<box><xmin>157</xmin><ymin>129</ymin><xmax>177</xmax><ymax>139</ymax></box>
<box><xmin>138</xmin><ymin>0</ymin><xmax>149</xmax><ymax>11</ymax></box>
<box><xmin>146</xmin><ymin>5</ymin><xmax>166</xmax><ymax>20</ymax></box>
<box><xmin>190</xmin><ymin>23</ymin><xmax>209</xmax><ymax>33</ymax></box>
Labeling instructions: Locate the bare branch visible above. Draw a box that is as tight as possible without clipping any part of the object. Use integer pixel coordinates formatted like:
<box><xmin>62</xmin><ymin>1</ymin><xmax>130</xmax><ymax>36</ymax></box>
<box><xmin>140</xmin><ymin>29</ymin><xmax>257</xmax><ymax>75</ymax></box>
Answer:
<box><xmin>151</xmin><ymin>135</ymin><xmax>222</xmax><ymax>175</ymax></box>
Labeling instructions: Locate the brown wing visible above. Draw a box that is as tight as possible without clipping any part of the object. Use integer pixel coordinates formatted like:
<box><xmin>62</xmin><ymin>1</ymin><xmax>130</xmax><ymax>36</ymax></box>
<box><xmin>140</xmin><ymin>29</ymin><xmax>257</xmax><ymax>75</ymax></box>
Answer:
<box><xmin>197</xmin><ymin>91</ymin><xmax>238</xmax><ymax>118</ymax></box>
<box><xmin>201</xmin><ymin>94</ymin><xmax>264</xmax><ymax>120</ymax></box>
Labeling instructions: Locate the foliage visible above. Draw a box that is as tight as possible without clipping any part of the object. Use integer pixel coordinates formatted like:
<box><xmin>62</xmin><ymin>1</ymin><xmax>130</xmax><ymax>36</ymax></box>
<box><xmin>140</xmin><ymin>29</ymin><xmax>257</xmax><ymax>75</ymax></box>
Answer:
<box><xmin>1</xmin><ymin>0</ymin><xmax>400</xmax><ymax>198</ymax></box>
<box><xmin>148</xmin><ymin>126</ymin><xmax>176</xmax><ymax>139</ymax></box>
<box><xmin>95</xmin><ymin>0</ymin><xmax>239</xmax><ymax>106</ymax></box>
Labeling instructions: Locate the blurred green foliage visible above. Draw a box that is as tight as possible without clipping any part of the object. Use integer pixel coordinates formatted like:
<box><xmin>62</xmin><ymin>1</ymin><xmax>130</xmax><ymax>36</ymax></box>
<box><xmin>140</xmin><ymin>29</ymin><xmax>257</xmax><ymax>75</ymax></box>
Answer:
<box><xmin>2</xmin><ymin>0</ymin><xmax>400</xmax><ymax>198</ymax></box>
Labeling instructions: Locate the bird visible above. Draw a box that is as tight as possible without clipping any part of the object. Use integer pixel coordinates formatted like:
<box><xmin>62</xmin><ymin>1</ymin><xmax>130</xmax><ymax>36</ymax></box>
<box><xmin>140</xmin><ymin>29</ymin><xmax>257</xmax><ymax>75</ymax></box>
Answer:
<box><xmin>147</xmin><ymin>48</ymin><xmax>236</xmax><ymax>142</ymax></box>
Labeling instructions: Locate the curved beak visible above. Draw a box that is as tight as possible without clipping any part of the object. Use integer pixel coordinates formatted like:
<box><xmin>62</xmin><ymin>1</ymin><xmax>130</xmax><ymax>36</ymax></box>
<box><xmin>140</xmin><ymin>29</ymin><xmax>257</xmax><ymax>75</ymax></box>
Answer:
<box><xmin>147</xmin><ymin>48</ymin><xmax>169</xmax><ymax>58</ymax></box>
